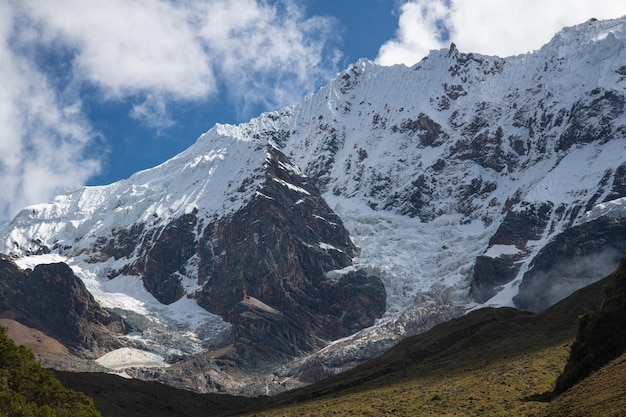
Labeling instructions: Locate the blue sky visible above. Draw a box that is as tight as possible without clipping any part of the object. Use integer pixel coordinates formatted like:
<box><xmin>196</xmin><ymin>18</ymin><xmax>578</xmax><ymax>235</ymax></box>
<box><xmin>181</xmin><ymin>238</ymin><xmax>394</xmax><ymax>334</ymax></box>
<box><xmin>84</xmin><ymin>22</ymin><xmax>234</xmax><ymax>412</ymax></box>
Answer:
<box><xmin>2</xmin><ymin>0</ymin><xmax>626</xmax><ymax>222</ymax></box>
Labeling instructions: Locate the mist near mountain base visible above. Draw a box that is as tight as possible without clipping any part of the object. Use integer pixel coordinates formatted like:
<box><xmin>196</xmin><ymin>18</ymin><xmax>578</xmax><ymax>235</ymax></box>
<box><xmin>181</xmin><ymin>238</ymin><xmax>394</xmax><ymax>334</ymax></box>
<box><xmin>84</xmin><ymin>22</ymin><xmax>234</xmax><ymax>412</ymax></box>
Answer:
<box><xmin>514</xmin><ymin>249</ymin><xmax>622</xmax><ymax>313</ymax></box>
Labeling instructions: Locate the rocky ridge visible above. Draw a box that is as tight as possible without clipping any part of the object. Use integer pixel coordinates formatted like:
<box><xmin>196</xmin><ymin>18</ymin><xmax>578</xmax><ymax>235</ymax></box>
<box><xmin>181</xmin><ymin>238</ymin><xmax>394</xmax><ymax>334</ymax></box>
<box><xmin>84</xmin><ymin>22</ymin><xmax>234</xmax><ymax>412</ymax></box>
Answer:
<box><xmin>0</xmin><ymin>255</ymin><xmax>125</xmax><ymax>357</ymax></box>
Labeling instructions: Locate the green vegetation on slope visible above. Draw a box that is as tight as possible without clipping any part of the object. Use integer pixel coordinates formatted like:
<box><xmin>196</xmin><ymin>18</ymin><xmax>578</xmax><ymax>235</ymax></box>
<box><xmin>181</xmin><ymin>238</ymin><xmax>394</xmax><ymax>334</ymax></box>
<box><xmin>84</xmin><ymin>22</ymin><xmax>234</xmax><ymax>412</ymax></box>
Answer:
<box><xmin>545</xmin><ymin>352</ymin><xmax>626</xmax><ymax>417</ymax></box>
<box><xmin>51</xmin><ymin>256</ymin><xmax>626</xmax><ymax>417</ymax></box>
<box><xmin>239</xmin><ymin>344</ymin><xmax>570</xmax><ymax>416</ymax></box>
<box><xmin>0</xmin><ymin>326</ymin><xmax>101</xmax><ymax>417</ymax></box>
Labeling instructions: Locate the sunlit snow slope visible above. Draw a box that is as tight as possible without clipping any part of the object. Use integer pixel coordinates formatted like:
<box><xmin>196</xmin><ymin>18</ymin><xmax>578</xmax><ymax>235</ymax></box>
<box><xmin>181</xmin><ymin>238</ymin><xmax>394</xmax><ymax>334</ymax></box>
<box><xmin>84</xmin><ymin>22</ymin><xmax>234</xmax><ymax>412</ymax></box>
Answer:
<box><xmin>1</xmin><ymin>128</ymin><xmax>270</xmax><ymax>357</ymax></box>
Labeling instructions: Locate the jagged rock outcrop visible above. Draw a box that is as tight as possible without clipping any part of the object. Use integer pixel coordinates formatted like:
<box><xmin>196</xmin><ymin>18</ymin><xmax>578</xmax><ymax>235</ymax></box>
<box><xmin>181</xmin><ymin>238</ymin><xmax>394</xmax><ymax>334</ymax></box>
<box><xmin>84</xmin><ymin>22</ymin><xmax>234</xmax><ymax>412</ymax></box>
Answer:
<box><xmin>555</xmin><ymin>253</ymin><xmax>626</xmax><ymax>393</ymax></box>
<box><xmin>0</xmin><ymin>256</ymin><xmax>126</xmax><ymax>357</ymax></box>
<box><xmin>195</xmin><ymin>146</ymin><xmax>385</xmax><ymax>360</ymax></box>
<box><xmin>607</xmin><ymin>162</ymin><xmax>626</xmax><ymax>200</ymax></box>
<box><xmin>470</xmin><ymin>202</ymin><xmax>553</xmax><ymax>303</ymax></box>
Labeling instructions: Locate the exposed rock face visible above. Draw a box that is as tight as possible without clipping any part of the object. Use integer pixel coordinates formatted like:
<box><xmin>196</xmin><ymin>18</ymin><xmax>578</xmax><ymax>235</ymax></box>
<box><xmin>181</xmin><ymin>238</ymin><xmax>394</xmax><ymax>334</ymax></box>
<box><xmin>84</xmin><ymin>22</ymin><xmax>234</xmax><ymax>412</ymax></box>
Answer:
<box><xmin>80</xmin><ymin>145</ymin><xmax>386</xmax><ymax>363</ymax></box>
<box><xmin>122</xmin><ymin>213</ymin><xmax>198</xmax><ymax>305</ymax></box>
<box><xmin>555</xmin><ymin>253</ymin><xmax>626</xmax><ymax>393</ymax></box>
<box><xmin>606</xmin><ymin>162</ymin><xmax>626</xmax><ymax>201</ymax></box>
<box><xmin>557</xmin><ymin>89</ymin><xmax>625</xmax><ymax>152</ymax></box>
<box><xmin>196</xmin><ymin>147</ymin><xmax>385</xmax><ymax>359</ymax></box>
<box><xmin>514</xmin><ymin>217</ymin><xmax>626</xmax><ymax>312</ymax></box>
<box><xmin>470</xmin><ymin>202</ymin><xmax>553</xmax><ymax>303</ymax></box>
<box><xmin>320</xmin><ymin>270</ymin><xmax>386</xmax><ymax>336</ymax></box>
<box><xmin>0</xmin><ymin>256</ymin><xmax>125</xmax><ymax>357</ymax></box>
<box><xmin>471</xmin><ymin>255</ymin><xmax>522</xmax><ymax>303</ymax></box>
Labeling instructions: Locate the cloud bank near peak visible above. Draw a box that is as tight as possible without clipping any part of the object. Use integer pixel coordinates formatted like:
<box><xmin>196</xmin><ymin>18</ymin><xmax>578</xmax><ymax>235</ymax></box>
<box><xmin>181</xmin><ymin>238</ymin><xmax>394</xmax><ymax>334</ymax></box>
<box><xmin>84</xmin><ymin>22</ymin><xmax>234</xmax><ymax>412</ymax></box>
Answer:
<box><xmin>376</xmin><ymin>0</ymin><xmax>626</xmax><ymax>66</ymax></box>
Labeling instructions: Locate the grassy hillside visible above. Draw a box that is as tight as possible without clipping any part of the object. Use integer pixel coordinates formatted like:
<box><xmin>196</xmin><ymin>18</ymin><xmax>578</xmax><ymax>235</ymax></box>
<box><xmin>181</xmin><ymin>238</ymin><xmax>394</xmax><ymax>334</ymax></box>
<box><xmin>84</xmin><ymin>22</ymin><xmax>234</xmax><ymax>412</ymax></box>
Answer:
<box><xmin>544</xmin><ymin>352</ymin><xmax>626</xmax><ymax>417</ymax></box>
<box><xmin>555</xmin><ymin>254</ymin><xmax>626</xmax><ymax>393</ymax></box>
<box><xmin>52</xmin><ymin>263</ymin><xmax>624</xmax><ymax>417</ymax></box>
<box><xmin>54</xmin><ymin>371</ymin><xmax>255</xmax><ymax>417</ymax></box>
<box><xmin>0</xmin><ymin>326</ymin><xmax>101</xmax><ymax>417</ymax></box>
<box><xmin>239</xmin><ymin>346</ymin><xmax>568</xmax><ymax>416</ymax></box>
<box><xmin>234</xmin><ymin>277</ymin><xmax>608</xmax><ymax>416</ymax></box>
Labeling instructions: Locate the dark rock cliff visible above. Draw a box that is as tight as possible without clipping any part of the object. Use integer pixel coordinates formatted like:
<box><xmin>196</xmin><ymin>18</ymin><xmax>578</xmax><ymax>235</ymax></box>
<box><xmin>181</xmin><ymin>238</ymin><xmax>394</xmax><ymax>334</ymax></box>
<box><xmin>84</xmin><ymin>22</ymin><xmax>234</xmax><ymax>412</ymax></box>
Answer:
<box><xmin>555</xmin><ymin>252</ymin><xmax>626</xmax><ymax>393</ymax></box>
<box><xmin>470</xmin><ymin>202</ymin><xmax>553</xmax><ymax>303</ymax></box>
<box><xmin>196</xmin><ymin>147</ymin><xmax>385</xmax><ymax>360</ymax></box>
<box><xmin>77</xmin><ymin>145</ymin><xmax>386</xmax><ymax>363</ymax></box>
<box><xmin>0</xmin><ymin>256</ymin><xmax>126</xmax><ymax>357</ymax></box>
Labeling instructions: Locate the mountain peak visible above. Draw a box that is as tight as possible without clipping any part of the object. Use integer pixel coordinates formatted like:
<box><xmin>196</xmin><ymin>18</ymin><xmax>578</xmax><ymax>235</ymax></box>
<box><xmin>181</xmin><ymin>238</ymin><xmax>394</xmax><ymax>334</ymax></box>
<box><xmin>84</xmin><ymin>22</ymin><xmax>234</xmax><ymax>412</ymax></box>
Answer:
<box><xmin>1</xmin><ymin>17</ymin><xmax>626</xmax><ymax>395</ymax></box>
<box><xmin>540</xmin><ymin>16</ymin><xmax>626</xmax><ymax>57</ymax></box>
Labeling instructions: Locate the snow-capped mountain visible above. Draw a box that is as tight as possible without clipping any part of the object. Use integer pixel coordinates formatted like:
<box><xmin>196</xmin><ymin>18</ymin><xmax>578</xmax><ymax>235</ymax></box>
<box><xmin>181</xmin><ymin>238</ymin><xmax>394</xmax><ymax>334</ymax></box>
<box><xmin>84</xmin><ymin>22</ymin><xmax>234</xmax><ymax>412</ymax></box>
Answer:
<box><xmin>1</xmin><ymin>17</ymin><xmax>626</xmax><ymax>395</ymax></box>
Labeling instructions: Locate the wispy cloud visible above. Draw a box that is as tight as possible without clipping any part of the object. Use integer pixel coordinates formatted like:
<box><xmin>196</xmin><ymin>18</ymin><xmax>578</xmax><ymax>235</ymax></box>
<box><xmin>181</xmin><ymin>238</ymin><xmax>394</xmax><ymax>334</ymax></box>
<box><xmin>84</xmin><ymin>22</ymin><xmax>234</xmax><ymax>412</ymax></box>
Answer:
<box><xmin>0</xmin><ymin>2</ymin><xmax>100</xmax><ymax>221</ymax></box>
<box><xmin>22</xmin><ymin>0</ymin><xmax>216</xmax><ymax>100</ymax></box>
<box><xmin>192</xmin><ymin>0</ymin><xmax>341</xmax><ymax>116</ymax></box>
<box><xmin>21</xmin><ymin>0</ymin><xmax>339</xmax><ymax>118</ymax></box>
<box><xmin>0</xmin><ymin>0</ymin><xmax>339</xmax><ymax>222</ymax></box>
<box><xmin>377</xmin><ymin>0</ymin><xmax>626</xmax><ymax>65</ymax></box>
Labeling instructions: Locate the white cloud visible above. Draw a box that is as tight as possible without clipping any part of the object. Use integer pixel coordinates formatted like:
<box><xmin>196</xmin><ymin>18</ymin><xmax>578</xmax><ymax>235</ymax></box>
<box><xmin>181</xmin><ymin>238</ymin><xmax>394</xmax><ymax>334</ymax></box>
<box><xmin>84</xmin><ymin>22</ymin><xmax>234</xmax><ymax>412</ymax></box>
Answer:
<box><xmin>192</xmin><ymin>0</ymin><xmax>340</xmax><ymax>115</ymax></box>
<box><xmin>23</xmin><ymin>0</ymin><xmax>216</xmax><ymax>100</ymax></box>
<box><xmin>21</xmin><ymin>0</ymin><xmax>339</xmax><ymax>120</ymax></box>
<box><xmin>377</xmin><ymin>0</ymin><xmax>626</xmax><ymax>65</ymax></box>
<box><xmin>0</xmin><ymin>2</ymin><xmax>100</xmax><ymax>221</ymax></box>
<box><xmin>450</xmin><ymin>0</ymin><xmax>626</xmax><ymax>57</ymax></box>
<box><xmin>0</xmin><ymin>0</ymin><xmax>339</xmax><ymax>222</ymax></box>
<box><xmin>377</xmin><ymin>0</ymin><xmax>451</xmax><ymax>66</ymax></box>
<box><xmin>131</xmin><ymin>95</ymin><xmax>175</xmax><ymax>132</ymax></box>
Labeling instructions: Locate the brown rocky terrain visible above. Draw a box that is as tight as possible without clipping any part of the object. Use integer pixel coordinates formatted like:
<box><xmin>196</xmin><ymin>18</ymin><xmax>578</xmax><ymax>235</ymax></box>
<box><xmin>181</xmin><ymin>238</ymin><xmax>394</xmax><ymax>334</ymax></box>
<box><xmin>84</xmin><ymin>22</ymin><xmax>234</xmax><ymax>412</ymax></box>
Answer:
<box><xmin>0</xmin><ymin>255</ymin><xmax>126</xmax><ymax>358</ymax></box>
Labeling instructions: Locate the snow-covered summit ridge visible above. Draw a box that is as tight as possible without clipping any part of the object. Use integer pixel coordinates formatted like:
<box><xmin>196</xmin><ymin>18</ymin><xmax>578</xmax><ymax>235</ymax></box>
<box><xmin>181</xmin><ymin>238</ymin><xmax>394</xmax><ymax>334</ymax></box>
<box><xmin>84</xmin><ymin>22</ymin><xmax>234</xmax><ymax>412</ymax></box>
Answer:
<box><xmin>247</xmin><ymin>17</ymin><xmax>626</xmax><ymax>219</ymax></box>
<box><xmin>174</xmin><ymin>17</ymin><xmax>626</xmax><ymax>326</ymax></box>
<box><xmin>1</xmin><ymin>127</ymin><xmax>269</xmax><ymax>256</ymax></box>
<box><xmin>542</xmin><ymin>17</ymin><xmax>626</xmax><ymax>55</ymax></box>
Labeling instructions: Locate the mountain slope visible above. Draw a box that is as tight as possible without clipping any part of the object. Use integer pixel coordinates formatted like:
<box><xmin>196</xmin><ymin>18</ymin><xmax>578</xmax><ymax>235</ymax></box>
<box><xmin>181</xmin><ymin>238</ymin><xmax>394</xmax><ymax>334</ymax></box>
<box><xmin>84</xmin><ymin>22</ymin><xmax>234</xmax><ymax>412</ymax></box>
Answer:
<box><xmin>555</xmin><ymin>252</ymin><xmax>626</xmax><ymax>393</ymax></box>
<box><xmin>0</xmin><ymin>137</ymin><xmax>384</xmax><ymax>367</ymax></box>
<box><xmin>0</xmin><ymin>325</ymin><xmax>102</xmax><ymax>417</ymax></box>
<box><xmin>0</xmin><ymin>17</ymin><xmax>626</xmax><ymax>393</ymax></box>
<box><xmin>52</xmin><ymin>257</ymin><xmax>626</xmax><ymax>416</ymax></box>
<box><xmin>545</xmin><ymin>353</ymin><xmax>626</xmax><ymax>417</ymax></box>
<box><xmin>0</xmin><ymin>255</ymin><xmax>125</xmax><ymax>357</ymax></box>
<box><xmin>54</xmin><ymin>268</ymin><xmax>610</xmax><ymax>417</ymax></box>
<box><xmin>233</xmin><ymin>276</ymin><xmax>609</xmax><ymax>416</ymax></box>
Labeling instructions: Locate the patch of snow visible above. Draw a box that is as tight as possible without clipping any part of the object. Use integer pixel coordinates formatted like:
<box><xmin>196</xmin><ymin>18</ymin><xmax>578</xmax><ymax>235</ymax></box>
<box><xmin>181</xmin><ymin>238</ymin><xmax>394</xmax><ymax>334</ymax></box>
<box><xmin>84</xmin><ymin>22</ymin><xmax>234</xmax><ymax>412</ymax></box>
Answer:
<box><xmin>272</xmin><ymin>178</ymin><xmax>311</xmax><ymax>195</ymax></box>
<box><xmin>12</xmin><ymin>254</ymin><xmax>67</xmax><ymax>270</ymax></box>
<box><xmin>581</xmin><ymin>197</ymin><xmax>626</xmax><ymax>223</ymax></box>
<box><xmin>478</xmin><ymin>279</ymin><xmax>522</xmax><ymax>309</ymax></box>
<box><xmin>483</xmin><ymin>245</ymin><xmax>521</xmax><ymax>258</ymax></box>
<box><xmin>319</xmin><ymin>242</ymin><xmax>342</xmax><ymax>252</ymax></box>
<box><xmin>524</xmin><ymin>140</ymin><xmax>626</xmax><ymax>205</ymax></box>
<box><xmin>96</xmin><ymin>347</ymin><xmax>170</xmax><ymax>371</ymax></box>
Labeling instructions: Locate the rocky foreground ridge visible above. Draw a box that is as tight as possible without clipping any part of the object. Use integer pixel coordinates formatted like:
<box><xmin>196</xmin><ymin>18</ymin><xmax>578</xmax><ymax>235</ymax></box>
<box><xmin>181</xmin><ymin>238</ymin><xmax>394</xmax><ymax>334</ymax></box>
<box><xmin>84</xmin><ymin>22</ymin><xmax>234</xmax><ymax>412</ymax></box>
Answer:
<box><xmin>0</xmin><ymin>17</ymin><xmax>626</xmax><ymax>395</ymax></box>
